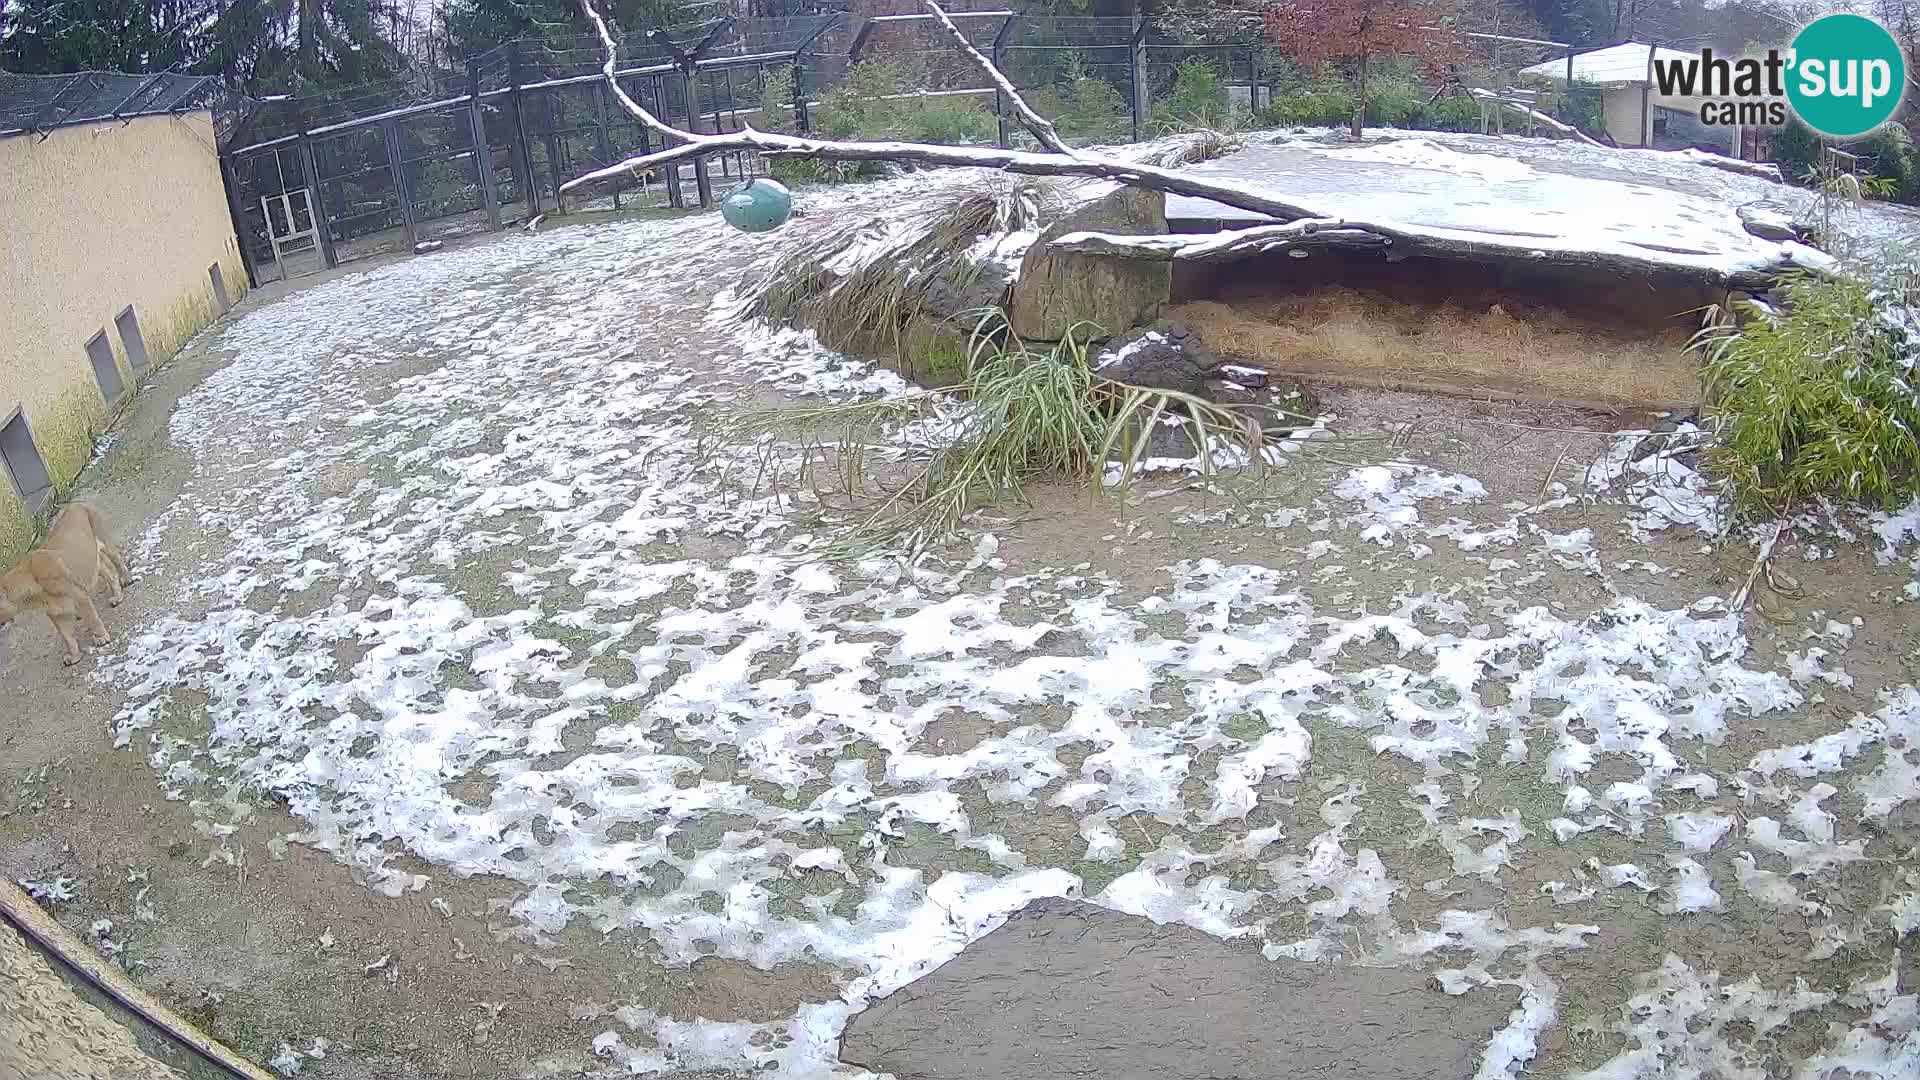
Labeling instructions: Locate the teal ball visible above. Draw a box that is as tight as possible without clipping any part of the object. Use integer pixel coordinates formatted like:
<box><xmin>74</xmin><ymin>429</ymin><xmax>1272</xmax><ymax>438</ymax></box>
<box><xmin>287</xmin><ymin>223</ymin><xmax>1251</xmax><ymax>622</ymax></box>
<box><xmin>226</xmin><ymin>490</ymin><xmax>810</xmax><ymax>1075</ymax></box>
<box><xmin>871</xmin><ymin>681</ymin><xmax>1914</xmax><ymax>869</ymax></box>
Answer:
<box><xmin>720</xmin><ymin>179</ymin><xmax>793</xmax><ymax>233</ymax></box>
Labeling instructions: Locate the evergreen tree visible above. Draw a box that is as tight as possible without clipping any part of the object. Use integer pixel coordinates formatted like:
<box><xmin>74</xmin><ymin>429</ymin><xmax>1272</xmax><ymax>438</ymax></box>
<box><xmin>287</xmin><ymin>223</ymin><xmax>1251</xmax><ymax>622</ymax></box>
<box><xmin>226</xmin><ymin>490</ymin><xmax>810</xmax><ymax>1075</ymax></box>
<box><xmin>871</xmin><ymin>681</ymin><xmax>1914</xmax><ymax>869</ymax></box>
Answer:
<box><xmin>438</xmin><ymin>0</ymin><xmax>697</xmax><ymax>61</ymax></box>
<box><xmin>0</xmin><ymin>0</ymin><xmax>206</xmax><ymax>73</ymax></box>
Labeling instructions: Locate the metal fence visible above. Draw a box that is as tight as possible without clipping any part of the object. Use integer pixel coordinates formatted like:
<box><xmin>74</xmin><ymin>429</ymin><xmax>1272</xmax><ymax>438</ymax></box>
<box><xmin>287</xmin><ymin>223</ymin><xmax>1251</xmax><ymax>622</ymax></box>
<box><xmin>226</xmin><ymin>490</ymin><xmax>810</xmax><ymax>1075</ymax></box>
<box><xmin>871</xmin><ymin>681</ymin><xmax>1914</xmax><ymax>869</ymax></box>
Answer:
<box><xmin>0</xmin><ymin>71</ymin><xmax>218</xmax><ymax>139</ymax></box>
<box><xmin>212</xmin><ymin>10</ymin><xmax>1599</xmax><ymax>285</ymax></box>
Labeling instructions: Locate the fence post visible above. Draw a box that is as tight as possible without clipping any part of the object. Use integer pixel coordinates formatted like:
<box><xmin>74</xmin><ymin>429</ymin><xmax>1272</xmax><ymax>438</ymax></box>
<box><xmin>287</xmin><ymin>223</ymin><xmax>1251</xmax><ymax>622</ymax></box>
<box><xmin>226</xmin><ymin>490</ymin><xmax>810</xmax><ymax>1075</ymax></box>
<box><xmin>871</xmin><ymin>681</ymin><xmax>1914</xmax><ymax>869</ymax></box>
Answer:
<box><xmin>991</xmin><ymin>13</ymin><xmax>1018</xmax><ymax>149</ymax></box>
<box><xmin>1562</xmin><ymin>46</ymin><xmax>1574</xmax><ymax>131</ymax></box>
<box><xmin>467</xmin><ymin>58</ymin><xmax>502</xmax><ymax>230</ymax></box>
<box><xmin>685</xmin><ymin>70</ymin><xmax>712</xmax><ymax>206</ymax></box>
<box><xmin>381</xmin><ymin>119</ymin><xmax>418</xmax><ymax>250</ymax></box>
<box><xmin>1130</xmin><ymin>16</ymin><xmax>1150</xmax><ymax>144</ymax></box>
<box><xmin>660</xmin><ymin>77</ymin><xmax>686</xmax><ymax>209</ymax></box>
<box><xmin>1641</xmin><ymin>41</ymin><xmax>1655</xmax><ymax>147</ymax></box>
<box><xmin>792</xmin><ymin>59</ymin><xmax>810</xmax><ymax>133</ymax></box>
<box><xmin>545</xmin><ymin>126</ymin><xmax>567</xmax><ymax>213</ymax></box>
<box><xmin>1247</xmin><ymin>44</ymin><xmax>1261</xmax><ymax>114</ymax></box>
<box><xmin>217</xmin><ymin>153</ymin><xmax>262</xmax><ymax>288</ymax></box>
<box><xmin>507</xmin><ymin>42</ymin><xmax>539</xmax><ymax>216</ymax></box>
<box><xmin>295</xmin><ymin>132</ymin><xmax>338</xmax><ymax>269</ymax></box>
<box><xmin>592</xmin><ymin>80</ymin><xmax>619</xmax><ymax>210</ymax></box>
<box><xmin>787</xmin><ymin>14</ymin><xmax>844</xmax><ymax>135</ymax></box>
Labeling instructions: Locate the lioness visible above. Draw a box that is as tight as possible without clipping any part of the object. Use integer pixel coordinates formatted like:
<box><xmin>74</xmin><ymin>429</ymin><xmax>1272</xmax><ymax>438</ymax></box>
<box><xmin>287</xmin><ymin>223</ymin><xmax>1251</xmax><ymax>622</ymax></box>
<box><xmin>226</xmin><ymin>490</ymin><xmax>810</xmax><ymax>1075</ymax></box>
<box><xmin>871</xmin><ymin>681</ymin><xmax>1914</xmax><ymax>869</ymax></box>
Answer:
<box><xmin>0</xmin><ymin>502</ymin><xmax>132</xmax><ymax>666</ymax></box>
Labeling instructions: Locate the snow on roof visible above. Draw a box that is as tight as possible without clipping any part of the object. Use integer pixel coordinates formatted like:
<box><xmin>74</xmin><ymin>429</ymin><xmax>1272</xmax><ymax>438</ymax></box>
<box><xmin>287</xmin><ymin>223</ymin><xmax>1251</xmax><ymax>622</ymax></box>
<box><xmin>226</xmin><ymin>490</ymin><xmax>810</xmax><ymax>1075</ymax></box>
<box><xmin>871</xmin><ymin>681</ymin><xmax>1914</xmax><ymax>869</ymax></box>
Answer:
<box><xmin>1519</xmin><ymin>43</ymin><xmax>1699</xmax><ymax>88</ymax></box>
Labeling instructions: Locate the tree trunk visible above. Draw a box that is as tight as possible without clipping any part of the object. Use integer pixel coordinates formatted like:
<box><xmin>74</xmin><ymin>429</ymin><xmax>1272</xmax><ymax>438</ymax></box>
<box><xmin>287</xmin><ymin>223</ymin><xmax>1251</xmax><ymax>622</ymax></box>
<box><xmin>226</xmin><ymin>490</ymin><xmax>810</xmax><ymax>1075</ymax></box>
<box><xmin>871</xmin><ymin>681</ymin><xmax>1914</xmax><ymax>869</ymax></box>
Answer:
<box><xmin>1351</xmin><ymin>52</ymin><xmax>1366</xmax><ymax>140</ymax></box>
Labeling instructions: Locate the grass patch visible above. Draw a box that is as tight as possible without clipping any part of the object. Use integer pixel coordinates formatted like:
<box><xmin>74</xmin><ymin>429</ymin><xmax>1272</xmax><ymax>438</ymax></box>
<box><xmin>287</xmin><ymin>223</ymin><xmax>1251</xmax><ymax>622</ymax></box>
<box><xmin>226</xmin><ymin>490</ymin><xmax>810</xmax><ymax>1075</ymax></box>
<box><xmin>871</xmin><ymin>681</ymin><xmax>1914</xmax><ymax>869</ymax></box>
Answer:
<box><xmin>752</xmin><ymin>318</ymin><xmax>1261</xmax><ymax>556</ymax></box>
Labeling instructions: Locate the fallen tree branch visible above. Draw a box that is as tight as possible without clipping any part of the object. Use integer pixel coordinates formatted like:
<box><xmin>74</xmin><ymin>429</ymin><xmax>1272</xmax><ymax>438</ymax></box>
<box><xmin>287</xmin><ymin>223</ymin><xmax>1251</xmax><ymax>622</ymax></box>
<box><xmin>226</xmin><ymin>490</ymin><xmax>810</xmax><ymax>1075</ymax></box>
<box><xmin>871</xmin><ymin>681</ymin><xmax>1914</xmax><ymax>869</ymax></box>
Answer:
<box><xmin>566</xmin><ymin>0</ymin><xmax>1330</xmax><ymax>222</ymax></box>
<box><xmin>1051</xmin><ymin>220</ymin><xmax>1821</xmax><ymax>291</ymax></box>
<box><xmin>571</xmin><ymin>0</ymin><xmax>1814</xmax><ymax>295</ymax></box>
<box><xmin>1658</xmin><ymin>148</ymin><xmax>1785</xmax><ymax>183</ymax></box>
<box><xmin>562</xmin><ymin>132</ymin><xmax>1334</xmax><ymax>219</ymax></box>
<box><xmin>1467</xmin><ymin>88</ymin><xmax>1604</xmax><ymax>148</ymax></box>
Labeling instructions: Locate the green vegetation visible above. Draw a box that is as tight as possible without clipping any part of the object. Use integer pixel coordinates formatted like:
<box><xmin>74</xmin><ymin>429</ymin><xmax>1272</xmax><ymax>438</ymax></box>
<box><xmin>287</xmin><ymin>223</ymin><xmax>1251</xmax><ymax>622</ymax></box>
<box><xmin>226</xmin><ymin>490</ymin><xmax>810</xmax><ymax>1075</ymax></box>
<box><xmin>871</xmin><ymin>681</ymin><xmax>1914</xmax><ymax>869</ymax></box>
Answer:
<box><xmin>1771</xmin><ymin>121</ymin><xmax>1920</xmax><ymax>208</ymax></box>
<box><xmin>816</xmin><ymin>59</ymin><xmax>997</xmax><ymax>145</ymax></box>
<box><xmin>1694</xmin><ymin>272</ymin><xmax>1920</xmax><ymax>515</ymax></box>
<box><xmin>769</xmin><ymin>58</ymin><xmax>999</xmax><ymax>185</ymax></box>
<box><xmin>754</xmin><ymin>314</ymin><xmax>1259</xmax><ymax>556</ymax></box>
<box><xmin>1152</xmin><ymin>59</ymin><xmax>1247</xmax><ymax>135</ymax></box>
<box><xmin>756</xmin><ymin>65</ymin><xmax>796</xmax><ymax>133</ymax></box>
<box><xmin>1028</xmin><ymin>56</ymin><xmax>1132</xmax><ymax>144</ymax></box>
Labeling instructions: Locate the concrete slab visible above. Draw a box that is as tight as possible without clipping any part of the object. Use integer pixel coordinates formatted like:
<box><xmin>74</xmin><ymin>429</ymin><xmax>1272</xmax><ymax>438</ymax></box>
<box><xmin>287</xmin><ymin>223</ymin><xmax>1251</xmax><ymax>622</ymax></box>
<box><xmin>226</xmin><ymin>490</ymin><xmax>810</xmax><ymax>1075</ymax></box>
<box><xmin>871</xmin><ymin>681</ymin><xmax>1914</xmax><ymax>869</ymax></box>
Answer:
<box><xmin>839</xmin><ymin>898</ymin><xmax>1522</xmax><ymax>1080</ymax></box>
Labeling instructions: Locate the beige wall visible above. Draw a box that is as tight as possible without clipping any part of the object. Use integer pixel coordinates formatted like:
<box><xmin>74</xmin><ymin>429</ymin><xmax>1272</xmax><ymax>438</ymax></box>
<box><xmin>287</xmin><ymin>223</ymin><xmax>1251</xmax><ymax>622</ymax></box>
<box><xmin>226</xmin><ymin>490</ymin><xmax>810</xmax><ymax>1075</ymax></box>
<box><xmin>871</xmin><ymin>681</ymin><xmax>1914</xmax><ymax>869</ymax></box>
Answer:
<box><xmin>1601</xmin><ymin>87</ymin><xmax>1650</xmax><ymax>146</ymax></box>
<box><xmin>0</xmin><ymin>110</ymin><xmax>246</xmax><ymax>561</ymax></box>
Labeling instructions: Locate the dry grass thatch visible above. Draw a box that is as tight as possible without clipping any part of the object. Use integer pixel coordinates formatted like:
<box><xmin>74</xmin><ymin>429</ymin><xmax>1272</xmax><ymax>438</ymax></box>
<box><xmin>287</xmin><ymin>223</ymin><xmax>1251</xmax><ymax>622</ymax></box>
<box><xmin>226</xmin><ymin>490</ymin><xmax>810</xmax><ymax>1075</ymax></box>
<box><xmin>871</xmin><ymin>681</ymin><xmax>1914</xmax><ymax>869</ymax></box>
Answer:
<box><xmin>733</xmin><ymin>181</ymin><xmax>1064</xmax><ymax>359</ymax></box>
<box><xmin>1171</xmin><ymin>290</ymin><xmax>1703</xmax><ymax>408</ymax></box>
<box><xmin>1132</xmin><ymin>128</ymin><xmax>1244</xmax><ymax>169</ymax></box>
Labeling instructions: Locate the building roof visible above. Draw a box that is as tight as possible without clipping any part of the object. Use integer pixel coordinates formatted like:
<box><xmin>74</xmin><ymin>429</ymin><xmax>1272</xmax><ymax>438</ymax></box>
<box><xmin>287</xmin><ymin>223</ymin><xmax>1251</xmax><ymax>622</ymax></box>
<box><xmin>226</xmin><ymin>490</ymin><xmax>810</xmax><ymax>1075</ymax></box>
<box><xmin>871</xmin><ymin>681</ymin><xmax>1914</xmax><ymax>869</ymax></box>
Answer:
<box><xmin>0</xmin><ymin>70</ymin><xmax>217</xmax><ymax>140</ymax></box>
<box><xmin>1519</xmin><ymin>43</ymin><xmax>1699</xmax><ymax>88</ymax></box>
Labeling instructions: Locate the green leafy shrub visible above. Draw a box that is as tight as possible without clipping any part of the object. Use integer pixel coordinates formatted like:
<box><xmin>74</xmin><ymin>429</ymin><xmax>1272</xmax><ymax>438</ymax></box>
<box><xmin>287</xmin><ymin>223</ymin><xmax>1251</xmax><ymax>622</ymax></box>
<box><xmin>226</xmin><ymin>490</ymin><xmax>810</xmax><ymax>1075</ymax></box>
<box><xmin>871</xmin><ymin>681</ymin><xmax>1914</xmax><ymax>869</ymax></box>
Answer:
<box><xmin>817</xmin><ymin>58</ymin><xmax>915</xmax><ymax>139</ymax></box>
<box><xmin>1152</xmin><ymin>58</ymin><xmax>1245</xmax><ymax>134</ymax></box>
<box><xmin>767</xmin><ymin>157</ymin><xmax>870</xmax><ymax>185</ymax></box>
<box><xmin>1414</xmin><ymin>93</ymin><xmax>1481</xmax><ymax>131</ymax></box>
<box><xmin>1771</xmin><ymin>119</ymin><xmax>1920</xmax><ymax>207</ymax></box>
<box><xmin>1256</xmin><ymin>74</ymin><xmax>1483</xmax><ymax>133</ymax></box>
<box><xmin>903</xmin><ymin>97</ymin><xmax>996</xmax><ymax>144</ymax></box>
<box><xmin>756</xmin><ymin>66</ymin><xmax>794</xmax><ymax>133</ymax></box>
<box><xmin>1259</xmin><ymin>85</ymin><xmax>1357</xmax><ymax>127</ymax></box>
<box><xmin>1696</xmin><ymin>272</ymin><xmax>1920</xmax><ymax>514</ymax></box>
<box><xmin>1029</xmin><ymin>55</ymin><xmax>1131</xmax><ymax>145</ymax></box>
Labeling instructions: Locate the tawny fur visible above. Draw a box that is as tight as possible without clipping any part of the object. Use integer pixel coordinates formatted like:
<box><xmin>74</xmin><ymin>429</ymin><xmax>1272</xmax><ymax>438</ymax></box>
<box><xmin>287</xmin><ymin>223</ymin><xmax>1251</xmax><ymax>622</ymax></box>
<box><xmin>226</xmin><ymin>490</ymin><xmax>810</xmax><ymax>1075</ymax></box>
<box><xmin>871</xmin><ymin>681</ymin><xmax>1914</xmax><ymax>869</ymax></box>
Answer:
<box><xmin>0</xmin><ymin>502</ymin><xmax>133</xmax><ymax>667</ymax></box>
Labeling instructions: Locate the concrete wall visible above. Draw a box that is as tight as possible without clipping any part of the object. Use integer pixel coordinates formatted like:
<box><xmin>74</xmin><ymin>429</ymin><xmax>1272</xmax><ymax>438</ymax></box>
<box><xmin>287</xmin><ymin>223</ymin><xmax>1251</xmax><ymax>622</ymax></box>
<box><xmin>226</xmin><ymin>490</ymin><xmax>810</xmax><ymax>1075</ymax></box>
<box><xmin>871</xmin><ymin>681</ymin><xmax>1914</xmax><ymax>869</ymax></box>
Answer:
<box><xmin>1602</xmin><ymin>87</ymin><xmax>1650</xmax><ymax>147</ymax></box>
<box><xmin>0</xmin><ymin>110</ymin><xmax>246</xmax><ymax>561</ymax></box>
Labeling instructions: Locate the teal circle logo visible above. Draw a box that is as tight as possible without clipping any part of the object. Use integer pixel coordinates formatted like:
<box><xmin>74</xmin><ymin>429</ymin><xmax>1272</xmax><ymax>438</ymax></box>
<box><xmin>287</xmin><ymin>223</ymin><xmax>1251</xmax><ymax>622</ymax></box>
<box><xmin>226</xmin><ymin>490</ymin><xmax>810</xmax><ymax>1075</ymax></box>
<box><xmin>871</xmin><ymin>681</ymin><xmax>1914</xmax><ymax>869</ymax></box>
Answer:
<box><xmin>1786</xmin><ymin>14</ymin><xmax>1908</xmax><ymax>139</ymax></box>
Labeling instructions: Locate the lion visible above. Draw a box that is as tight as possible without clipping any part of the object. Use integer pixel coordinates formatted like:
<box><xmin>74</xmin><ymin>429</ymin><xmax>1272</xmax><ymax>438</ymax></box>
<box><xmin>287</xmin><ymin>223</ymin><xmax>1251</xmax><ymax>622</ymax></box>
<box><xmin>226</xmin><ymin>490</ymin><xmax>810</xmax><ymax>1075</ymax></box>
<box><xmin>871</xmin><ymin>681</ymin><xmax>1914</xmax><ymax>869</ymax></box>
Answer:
<box><xmin>0</xmin><ymin>502</ymin><xmax>132</xmax><ymax>667</ymax></box>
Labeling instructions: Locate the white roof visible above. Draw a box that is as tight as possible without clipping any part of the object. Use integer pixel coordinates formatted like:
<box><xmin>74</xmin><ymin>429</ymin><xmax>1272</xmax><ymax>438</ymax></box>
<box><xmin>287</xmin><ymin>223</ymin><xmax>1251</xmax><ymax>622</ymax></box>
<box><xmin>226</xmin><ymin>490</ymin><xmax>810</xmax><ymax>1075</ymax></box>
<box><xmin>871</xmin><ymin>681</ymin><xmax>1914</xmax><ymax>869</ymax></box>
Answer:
<box><xmin>1519</xmin><ymin>43</ymin><xmax>1699</xmax><ymax>88</ymax></box>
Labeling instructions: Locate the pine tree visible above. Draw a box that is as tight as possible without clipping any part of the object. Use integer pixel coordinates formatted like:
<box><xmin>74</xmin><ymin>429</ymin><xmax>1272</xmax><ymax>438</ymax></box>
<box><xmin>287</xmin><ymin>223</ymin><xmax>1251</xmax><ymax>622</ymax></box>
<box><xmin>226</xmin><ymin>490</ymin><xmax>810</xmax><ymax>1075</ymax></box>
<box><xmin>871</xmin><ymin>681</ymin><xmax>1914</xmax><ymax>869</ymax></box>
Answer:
<box><xmin>202</xmin><ymin>0</ymin><xmax>408</xmax><ymax>92</ymax></box>
<box><xmin>438</xmin><ymin>0</ymin><xmax>698</xmax><ymax>61</ymax></box>
<box><xmin>0</xmin><ymin>0</ymin><xmax>207</xmax><ymax>73</ymax></box>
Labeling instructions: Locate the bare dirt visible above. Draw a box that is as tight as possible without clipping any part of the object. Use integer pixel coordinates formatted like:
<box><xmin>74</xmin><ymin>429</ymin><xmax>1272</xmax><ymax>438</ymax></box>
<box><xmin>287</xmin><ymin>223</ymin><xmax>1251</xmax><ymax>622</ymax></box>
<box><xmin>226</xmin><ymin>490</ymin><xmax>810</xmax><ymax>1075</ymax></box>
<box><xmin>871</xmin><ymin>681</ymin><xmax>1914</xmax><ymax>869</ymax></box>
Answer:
<box><xmin>2</xmin><ymin>203</ymin><xmax>1917</xmax><ymax>1080</ymax></box>
<box><xmin>0</xmin><ymin>221</ymin><xmax>824</xmax><ymax>1080</ymax></box>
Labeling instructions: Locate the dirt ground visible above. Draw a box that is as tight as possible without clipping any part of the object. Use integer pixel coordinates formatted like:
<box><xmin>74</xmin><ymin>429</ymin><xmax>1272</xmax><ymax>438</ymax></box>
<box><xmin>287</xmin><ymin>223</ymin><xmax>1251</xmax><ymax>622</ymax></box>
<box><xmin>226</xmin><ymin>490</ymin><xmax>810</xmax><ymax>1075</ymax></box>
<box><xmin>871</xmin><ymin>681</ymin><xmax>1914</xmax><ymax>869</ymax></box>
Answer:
<box><xmin>4</xmin><ymin>174</ymin><xmax>1919</xmax><ymax>1080</ymax></box>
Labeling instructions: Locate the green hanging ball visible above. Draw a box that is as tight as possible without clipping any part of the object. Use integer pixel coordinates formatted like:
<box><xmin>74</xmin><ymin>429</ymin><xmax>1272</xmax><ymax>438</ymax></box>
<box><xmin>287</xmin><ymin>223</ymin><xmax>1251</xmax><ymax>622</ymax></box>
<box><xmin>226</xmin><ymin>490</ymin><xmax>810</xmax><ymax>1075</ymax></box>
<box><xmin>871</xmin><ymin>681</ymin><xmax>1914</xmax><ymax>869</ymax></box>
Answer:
<box><xmin>720</xmin><ymin>179</ymin><xmax>793</xmax><ymax>234</ymax></box>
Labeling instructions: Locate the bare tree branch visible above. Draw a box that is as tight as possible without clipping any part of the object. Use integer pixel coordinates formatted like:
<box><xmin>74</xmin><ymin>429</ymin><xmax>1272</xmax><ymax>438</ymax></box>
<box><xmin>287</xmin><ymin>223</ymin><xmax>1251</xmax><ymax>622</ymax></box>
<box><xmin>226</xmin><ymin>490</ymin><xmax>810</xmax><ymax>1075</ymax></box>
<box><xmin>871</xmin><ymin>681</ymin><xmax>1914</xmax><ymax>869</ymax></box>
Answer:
<box><xmin>567</xmin><ymin>0</ymin><xmax>1809</xmax><ymax>295</ymax></box>
<box><xmin>919</xmin><ymin>0</ymin><xmax>1081</xmax><ymax>158</ymax></box>
<box><xmin>564</xmin><ymin>0</ymin><xmax>1333</xmax><ymax>222</ymax></box>
<box><xmin>579</xmin><ymin>0</ymin><xmax>685</xmax><ymax>140</ymax></box>
<box><xmin>562</xmin><ymin>130</ymin><xmax>1336</xmax><ymax>219</ymax></box>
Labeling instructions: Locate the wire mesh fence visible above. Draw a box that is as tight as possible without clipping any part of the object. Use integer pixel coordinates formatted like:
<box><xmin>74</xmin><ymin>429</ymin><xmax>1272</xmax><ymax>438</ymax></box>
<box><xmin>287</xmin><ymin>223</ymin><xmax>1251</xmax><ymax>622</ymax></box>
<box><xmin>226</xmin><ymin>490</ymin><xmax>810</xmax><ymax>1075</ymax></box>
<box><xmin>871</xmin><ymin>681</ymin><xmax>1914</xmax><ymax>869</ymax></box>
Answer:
<box><xmin>210</xmin><ymin>9</ymin><xmax>1605</xmax><ymax>284</ymax></box>
<box><xmin>0</xmin><ymin>70</ymin><xmax>218</xmax><ymax>138</ymax></box>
